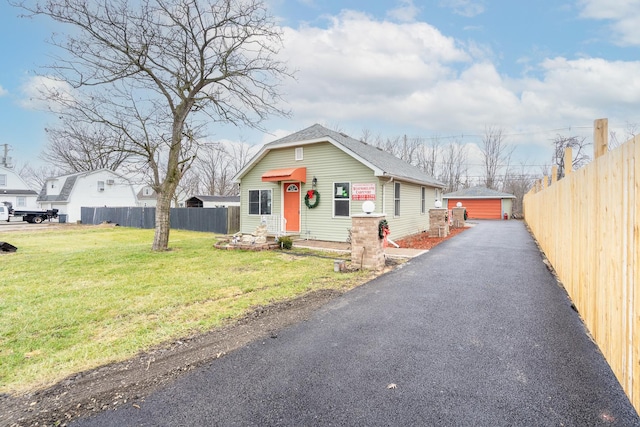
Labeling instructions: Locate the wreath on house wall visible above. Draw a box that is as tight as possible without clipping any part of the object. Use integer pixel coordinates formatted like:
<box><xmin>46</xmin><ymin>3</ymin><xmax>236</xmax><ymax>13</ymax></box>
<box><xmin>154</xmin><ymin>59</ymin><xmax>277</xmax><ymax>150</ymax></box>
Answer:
<box><xmin>378</xmin><ymin>219</ymin><xmax>390</xmax><ymax>239</ymax></box>
<box><xmin>305</xmin><ymin>189</ymin><xmax>320</xmax><ymax>209</ymax></box>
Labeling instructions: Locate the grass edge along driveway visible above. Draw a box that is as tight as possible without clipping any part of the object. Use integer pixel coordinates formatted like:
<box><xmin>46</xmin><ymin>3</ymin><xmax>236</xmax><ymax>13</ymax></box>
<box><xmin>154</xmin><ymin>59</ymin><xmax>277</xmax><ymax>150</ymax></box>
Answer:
<box><xmin>0</xmin><ymin>226</ymin><xmax>376</xmax><ymax>394</ymax></box>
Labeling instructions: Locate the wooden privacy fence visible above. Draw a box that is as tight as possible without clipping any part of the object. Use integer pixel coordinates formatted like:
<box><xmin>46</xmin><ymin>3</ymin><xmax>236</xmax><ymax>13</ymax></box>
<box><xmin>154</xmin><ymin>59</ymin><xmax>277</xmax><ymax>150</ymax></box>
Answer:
<box><xmin>524</xmin><ymin>118</ymin><xmax>639</xmax><ymax>412</ymax></box>
<box><xmin>81</xmin><ymin>206</ymin><xmax>240</xmax><ymax>234</ymax></box>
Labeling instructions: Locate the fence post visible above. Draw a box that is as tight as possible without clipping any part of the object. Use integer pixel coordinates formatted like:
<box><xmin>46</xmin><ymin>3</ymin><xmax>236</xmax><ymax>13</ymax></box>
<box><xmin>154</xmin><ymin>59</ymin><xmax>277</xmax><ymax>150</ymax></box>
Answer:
<box><xmin>564</xmin><ymin>146</ymin><xmax>573</xmax><ymax>176</ymax></box>
<box><xmin>594</xmin><ymin>118</ymin><xmax>608</xmax><ymax>158</ymax></box>
<box><xmin>551</xmin><ymin>166</ymin><xmax>558</xmax><ymax>184</ymax></box>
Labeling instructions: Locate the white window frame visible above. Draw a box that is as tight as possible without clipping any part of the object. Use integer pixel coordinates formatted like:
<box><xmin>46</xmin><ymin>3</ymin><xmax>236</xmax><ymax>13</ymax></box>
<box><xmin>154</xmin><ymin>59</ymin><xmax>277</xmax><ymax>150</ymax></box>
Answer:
<box><xmin>394</xmin><ymin>182</ymin><xmax>401</xmax><ymax>217</ymax></box>
<box><xmin>421</xmin><ymin>186</ymin><xmax>426</xmax><ymax>214</ymax></box>
<box><xmin>0</xmin><ymin>174</ymin><xmax>6</xmax><ymax>186</ymax></box>
<box><xmin>295</xmin><ymin>147</ymin><xmax>303</xmax><ymax>161</ymax></box>
<box><xmin>248</xmin><ymin>189</ymin><xmax>272</xmax><ymax>215</ymax></box>
<box><xmin>97</xmin><ymin>181</ymin><xmax>105</xmax><ymax>191</ymax></box>
<box><xmin>333</xmin><ymin>181</ymin><xmax>351</xmax><ymax>218</ymax></box>
<box><xmin>16</xmin><ymin>197</ymin><xmax>26</xmax><ymax>207</ymax></box>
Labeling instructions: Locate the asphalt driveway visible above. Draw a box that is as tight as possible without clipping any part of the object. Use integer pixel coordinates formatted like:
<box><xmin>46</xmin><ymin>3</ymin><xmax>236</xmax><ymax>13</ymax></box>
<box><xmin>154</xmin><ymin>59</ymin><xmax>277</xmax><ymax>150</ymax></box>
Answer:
<box><xmin>73</xmin><ymin>220</ymin><xmax>640</xmax><ymax>426</ymax></box>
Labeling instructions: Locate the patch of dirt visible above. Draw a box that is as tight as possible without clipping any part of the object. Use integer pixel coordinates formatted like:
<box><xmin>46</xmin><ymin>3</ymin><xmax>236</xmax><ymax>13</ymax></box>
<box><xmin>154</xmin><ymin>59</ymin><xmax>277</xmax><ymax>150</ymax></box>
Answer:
<box><xmin>0</xmin><ymin>231</ymin><xmax>462</xmax><ymax>427</ymax></box>
<box><xmin>395</xmin><ymin>226</ymin><xmax>468</xmax><ymax>250</ymax></box>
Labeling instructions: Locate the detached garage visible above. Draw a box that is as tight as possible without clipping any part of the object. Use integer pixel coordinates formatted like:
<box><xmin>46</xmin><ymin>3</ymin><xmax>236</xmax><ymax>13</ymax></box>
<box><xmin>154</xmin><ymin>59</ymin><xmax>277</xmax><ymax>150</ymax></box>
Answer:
<box><xmin>444</xmin><ymin>186</ymin><xmax>516</xmax><ymax>219</ymax></box>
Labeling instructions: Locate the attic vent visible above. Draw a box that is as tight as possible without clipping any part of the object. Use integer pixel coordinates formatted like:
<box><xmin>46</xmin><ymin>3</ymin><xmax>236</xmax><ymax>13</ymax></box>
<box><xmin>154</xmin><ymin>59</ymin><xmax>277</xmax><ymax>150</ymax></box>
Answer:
<box><xmin>106</xmin><ymin>179</ymin><xmax>115</xmax><ymax>185</ymax></box>
<box><xmin>339</xmin><ymin>132</ymin><xmax>349</xmax><ymax>138</ymax></box>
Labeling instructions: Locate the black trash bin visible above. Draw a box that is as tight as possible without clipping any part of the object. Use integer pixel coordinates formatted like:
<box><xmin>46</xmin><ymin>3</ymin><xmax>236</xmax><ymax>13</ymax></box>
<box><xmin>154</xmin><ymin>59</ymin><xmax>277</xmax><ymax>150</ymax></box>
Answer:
<box><xmin>58</xmin><ymin>214</ymin><xmax>67</xmax><ymax>223</ymax></box>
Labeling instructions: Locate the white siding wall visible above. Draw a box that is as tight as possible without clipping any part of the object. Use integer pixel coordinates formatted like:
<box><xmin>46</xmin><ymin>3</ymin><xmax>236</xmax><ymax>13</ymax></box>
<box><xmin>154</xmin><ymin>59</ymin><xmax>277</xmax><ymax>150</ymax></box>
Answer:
<box><xmin>0</xmin><ymin>166</ymin><xmax>39</xmax><ymax>209</ymax></box>
<box><xmin>66</xmin><ymin>172</ymin><xmax>138</xmax><ymax>222</ymax></box>
<box><xmin>501</xmin><ymin>199</ymin><xmax>513</xmax><ymax>217</ymax></box>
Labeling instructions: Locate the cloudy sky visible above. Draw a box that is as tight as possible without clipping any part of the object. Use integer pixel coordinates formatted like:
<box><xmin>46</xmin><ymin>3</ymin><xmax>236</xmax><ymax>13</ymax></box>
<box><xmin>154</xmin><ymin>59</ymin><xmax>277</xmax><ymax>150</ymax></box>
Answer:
<box><xmin>1</xmin><ymin>0</ymin><xmax>639</xmax><ymax>175</ymax></box>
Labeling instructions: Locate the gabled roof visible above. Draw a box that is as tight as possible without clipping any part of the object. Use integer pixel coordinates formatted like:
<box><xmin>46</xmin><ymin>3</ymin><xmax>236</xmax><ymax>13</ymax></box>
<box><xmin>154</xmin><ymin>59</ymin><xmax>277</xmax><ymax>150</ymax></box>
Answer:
<box><xmin>0</xmin><ymin>165</ymin><xmax>38</xmax><ymax>192</ymax></box>
<box><xmin>37</xmin><ymin>169</ymin><xmax>132</xmax><ymax>202</ymax></box>
<box><xmin>444</xmin><ymin>186</ymin><xmax>516</xmax><ymax>199</ymax></box>
<box><xmin>234</xmin><ymin>124</ymin><xmax>445</xmax><ymax>188</ymax></box>
<box><xmin>137</xmin><ymin>186</ymin><xmax>158</xmax><ymax>200</ymax></box>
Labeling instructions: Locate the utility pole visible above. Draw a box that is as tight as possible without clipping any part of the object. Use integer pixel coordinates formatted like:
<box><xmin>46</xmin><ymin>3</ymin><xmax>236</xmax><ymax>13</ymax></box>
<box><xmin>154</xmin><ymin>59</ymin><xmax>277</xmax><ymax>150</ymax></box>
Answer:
<box><xmin>1</xmin><ymin>144</ymin><xmax>13</xmax><ymax>168</ymax></box>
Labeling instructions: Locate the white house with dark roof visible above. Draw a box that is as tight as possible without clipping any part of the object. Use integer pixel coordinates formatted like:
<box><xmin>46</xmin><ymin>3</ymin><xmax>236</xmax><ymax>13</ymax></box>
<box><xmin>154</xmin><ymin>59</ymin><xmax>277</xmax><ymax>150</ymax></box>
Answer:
<box><xmin>233</xmin><ymin>124</ymin><xmax>446</xmax><ymax>242</ymax></box>
<box><xmin>38</xmin><ymin>169</ymin><xmax>141</xmax><ymax>223</ymax></box>
<box><xmin>0</xmin><ymin>165</ymin><xmax>39</xmax><ymax>210</ymax></box>
<box><xmin>185</xmin><ymin>195</ymin><xmax>240</xmax><ymax>208</ymax></box>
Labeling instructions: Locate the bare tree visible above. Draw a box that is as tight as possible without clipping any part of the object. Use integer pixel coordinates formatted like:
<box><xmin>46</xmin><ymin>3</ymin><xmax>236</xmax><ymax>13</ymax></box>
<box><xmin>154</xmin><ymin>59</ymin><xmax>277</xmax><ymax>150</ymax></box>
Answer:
<box><xmin>173</xmin><ymin>168</ymin><xmax>201</xmax><ymax>207</ymax></box>
<box><xmin>502</xmin><ymin>164</ymin><xmax>536</xmax><ymax>218</ymax></box>
<box><xmin>15</xmin><ymin>0</ymin><xmax>291</xmax><ymax>250</ymax></box>
<box><xmin>609</xmin><ymin>122</ymin><xmax>638</xmax><ymax>150</ymax></box>
<box><xmin>42</xmin><ymin>119</ymin><xmax>131</xmax><ymax>172</ymax></box>
<box><xmin>415</xmin><ymin>136</ymin><xmax>440</xmax><ymax>177</ymax></box>
<box><xmin>228</xmin><ymin>141</ymin><xmax>254</xmax><ymax>187</ymax></box>
<box><xmin>551</xmin><ymin>135</ymin><xmax>590</xmax><ymax>179</ymax></box>
<box><xmin>192</xmin><ymin>141</ymin><xmax>247</xmax><ymax>196</ymax></box>
<box><xmin>16</xmin><ymin>162</ymin><xmax>63</xmax><ymax>193</ymax></box>
<box><xmin>480</xmin><ymin>126</ymin><xmax>512</xmax><ymax>190</ymax></box>
<box><xmin>194</xmin><ymin>143</ymin><xmax>228</xmax><ymax>195</ymax></box>
<box><xmin>370</xmin><ymin>134</ymin><xmax>421</xmax><ymax>165</ymax></box>
<box><xmin>438</xmin><ymin>141</ymin><xmax>468</xmax><ymax>193</ymax></box>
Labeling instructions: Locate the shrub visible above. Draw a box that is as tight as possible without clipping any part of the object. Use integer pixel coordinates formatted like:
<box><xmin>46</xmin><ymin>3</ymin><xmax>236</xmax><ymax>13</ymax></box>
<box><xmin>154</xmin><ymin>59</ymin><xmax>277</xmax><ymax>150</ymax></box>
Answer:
<box><xmin>278</xmin><ymin>235</ymin><xmax>293</xmax><ymax>250</ymax></box>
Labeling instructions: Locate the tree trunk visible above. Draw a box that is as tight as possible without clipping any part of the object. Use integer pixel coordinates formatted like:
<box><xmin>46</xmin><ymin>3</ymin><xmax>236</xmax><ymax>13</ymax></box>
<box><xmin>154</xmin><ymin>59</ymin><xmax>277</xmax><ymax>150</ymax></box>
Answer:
<box><xmin>153</xmin><ymin>190</ymin><xmax>173</xmax><ymax>251</ymax></box>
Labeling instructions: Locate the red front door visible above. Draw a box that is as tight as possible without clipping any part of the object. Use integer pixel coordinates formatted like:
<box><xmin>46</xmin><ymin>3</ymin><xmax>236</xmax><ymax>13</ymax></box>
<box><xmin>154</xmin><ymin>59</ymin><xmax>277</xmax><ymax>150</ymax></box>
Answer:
<box><xmin>283</xmin><ymin>182</ymin><xmax>300</xmax><ymax>232</ymax></box>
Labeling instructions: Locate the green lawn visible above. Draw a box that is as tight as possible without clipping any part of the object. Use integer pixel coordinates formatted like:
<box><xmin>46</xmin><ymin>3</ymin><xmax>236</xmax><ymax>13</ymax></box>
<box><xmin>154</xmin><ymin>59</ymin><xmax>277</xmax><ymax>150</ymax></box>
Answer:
<box><xmin>0</xmin><ymin>226</ymin><xmax>372</xmax><ymax>394</ymax></box>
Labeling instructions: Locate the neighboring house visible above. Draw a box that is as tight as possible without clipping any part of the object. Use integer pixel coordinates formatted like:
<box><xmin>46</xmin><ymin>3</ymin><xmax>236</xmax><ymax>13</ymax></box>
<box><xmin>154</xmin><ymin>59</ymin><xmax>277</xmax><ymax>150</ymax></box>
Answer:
<box><xmin>38</xmin><ymin>169</ymin><xmax>140</xmax><ymax>223</ymax></box>
<box><xmin>185</xmin><ymin>195</ymin><xmax>240</xmax><ymax>208</ymax></box>
<box><xmin>137</xmin><ymin>185</ymin><xmax>158</xmax><ymax>207</ymax></box>
<box><xmin>233</xmin><ymin>124</ymin><xmax>446</xmax><ymax>242</ymax></box>
<box><xmin>443</xmin><ymin>186</ymin><xmax>516</xmax><ymax>219</ymax></box>
<box><xmin>0</xmin><ymin>165</ymin><xmax>39</xmax><ymax>209</ymax></box>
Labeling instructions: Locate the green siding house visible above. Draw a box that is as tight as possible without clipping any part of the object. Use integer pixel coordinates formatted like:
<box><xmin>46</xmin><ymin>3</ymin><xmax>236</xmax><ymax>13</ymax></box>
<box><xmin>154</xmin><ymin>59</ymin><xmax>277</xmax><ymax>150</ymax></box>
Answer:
<box><xmin>233</xmin><ymin>124</ymin><xmax>445</xmax><ymax>242</ymax></box>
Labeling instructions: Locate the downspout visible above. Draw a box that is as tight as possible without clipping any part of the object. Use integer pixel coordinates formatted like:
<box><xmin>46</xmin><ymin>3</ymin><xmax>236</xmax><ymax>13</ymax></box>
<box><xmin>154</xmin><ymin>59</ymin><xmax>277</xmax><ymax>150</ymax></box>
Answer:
<box><xmin>382</xmin><ymin>176</ymin><xmax>394</xmax><ymax>215</ymax></box>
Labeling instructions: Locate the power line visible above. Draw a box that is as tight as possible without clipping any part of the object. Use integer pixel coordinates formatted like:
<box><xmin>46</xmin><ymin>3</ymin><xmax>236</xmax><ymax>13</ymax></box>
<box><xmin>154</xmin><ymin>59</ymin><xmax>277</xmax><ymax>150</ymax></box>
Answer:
<box><xmin>369</xmin><ymin>123</ymin><xmax>631</xmax><ymax>143</ymax></box>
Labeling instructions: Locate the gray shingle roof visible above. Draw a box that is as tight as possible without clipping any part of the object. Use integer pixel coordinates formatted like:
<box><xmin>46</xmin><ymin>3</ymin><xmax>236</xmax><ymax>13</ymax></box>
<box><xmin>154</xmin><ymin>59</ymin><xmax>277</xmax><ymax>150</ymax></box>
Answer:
<box><xmin>37</xmin><ymin>175</ymin><xmax>78</xmax><ymax>202</ymax></box>
<box><xmin>137</xmin><ymin>187</ymin><xmax>157</xmax><ymax>200</ymax></box>
<box><xmin>262</xmin><ymin>124</ymin><xmax>445</xmax><ymax>188</ymax></box>
<box><xmin>444</xmin><ymin>186</ymin><xmax>516</xmax><ymax>199</ymax></box>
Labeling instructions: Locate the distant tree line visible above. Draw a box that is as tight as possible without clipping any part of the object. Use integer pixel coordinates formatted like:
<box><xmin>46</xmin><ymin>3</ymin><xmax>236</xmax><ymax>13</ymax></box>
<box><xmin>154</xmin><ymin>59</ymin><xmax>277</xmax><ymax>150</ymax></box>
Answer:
<box><xmin>18</xmin><ymin>124</ymin><xmax>601</xmax><ymax>219</ymax></box>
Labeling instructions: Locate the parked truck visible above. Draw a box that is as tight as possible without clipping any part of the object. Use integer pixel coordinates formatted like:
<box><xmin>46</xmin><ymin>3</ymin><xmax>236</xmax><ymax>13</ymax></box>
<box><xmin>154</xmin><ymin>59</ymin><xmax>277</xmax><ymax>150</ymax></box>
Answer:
<box><xmin>0</xmin><ymin>202</ymin><xmax>59</xmax><ymax>223</ymax></box>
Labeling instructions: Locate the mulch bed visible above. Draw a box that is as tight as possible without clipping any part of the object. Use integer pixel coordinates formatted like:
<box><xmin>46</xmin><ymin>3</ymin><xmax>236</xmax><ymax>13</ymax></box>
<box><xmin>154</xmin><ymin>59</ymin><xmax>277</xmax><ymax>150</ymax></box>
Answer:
<box><xmin>395</xmin><ymin>226</ymin><xmax>467</xmax><ymax>250</ymax></box>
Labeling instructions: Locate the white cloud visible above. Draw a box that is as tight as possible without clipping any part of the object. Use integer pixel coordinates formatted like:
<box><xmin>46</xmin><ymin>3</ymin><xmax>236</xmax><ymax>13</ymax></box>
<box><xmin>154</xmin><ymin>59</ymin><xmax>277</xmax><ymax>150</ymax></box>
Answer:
<box><xmin>282</xmin><ymin>11</ymin><xmax>470</xmax><ymax>110</ymax></box>
<box><xmin>439</xmin><ymin>0</ymin><xmax>485</xmax><ymax>18</ymax></box>
<box><xmin>523</xmin><ymin>57</ymin><xmax>640</xmax><ymax>119</ymax></box>
<box><xmin>578</xmin><ymin>0</ymin><xmax>640</xmax><ymax>45</ymax></box>
<box><xmin>274</xmin><ymin>9</ymin><xmax>640</xmax><ymax>165</ymax></box>
<box><xmin>387</xmin><ymin>0</ymin><xmax>421</xmax><ymax>23</ymax></box>
<box><xmin>19</xmin><ymin>76</ymin><xmax>76</xmax><ymax>112</ymax></box>
<box><xmin>0</xmin><ymin>85</ymin><xmax>7</xmax><ymax>97</ymax></box>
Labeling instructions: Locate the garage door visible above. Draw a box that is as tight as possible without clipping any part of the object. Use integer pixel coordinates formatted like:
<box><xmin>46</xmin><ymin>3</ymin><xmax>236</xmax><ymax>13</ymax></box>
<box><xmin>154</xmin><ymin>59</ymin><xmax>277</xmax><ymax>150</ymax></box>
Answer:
<box><xmin>447</xmin><ymin>199</ymin><xmax>502</xmax><ymax>219</ymax></box>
